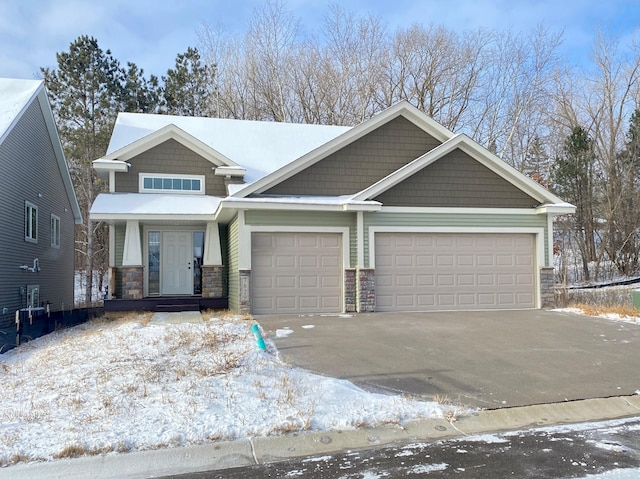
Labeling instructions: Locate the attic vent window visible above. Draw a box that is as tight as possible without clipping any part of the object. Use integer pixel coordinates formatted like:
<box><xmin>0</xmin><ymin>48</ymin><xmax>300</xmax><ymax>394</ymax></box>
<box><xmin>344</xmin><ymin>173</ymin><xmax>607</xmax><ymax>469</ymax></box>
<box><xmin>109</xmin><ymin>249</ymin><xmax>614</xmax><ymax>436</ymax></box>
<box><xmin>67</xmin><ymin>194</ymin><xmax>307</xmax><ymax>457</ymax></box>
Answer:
<box><xmin>140</xmin><ymin>174</ymin><xmax>205</xmax><ymax>194</ymax></box>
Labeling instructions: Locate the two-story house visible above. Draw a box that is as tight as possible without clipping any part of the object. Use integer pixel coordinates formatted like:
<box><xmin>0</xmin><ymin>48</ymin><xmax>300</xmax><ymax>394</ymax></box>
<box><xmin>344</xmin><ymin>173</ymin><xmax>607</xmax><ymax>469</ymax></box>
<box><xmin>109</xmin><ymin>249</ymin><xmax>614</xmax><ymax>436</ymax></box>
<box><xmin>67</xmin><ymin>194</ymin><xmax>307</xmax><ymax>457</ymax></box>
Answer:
<box><xmin>0</xmin><ymin>78</ymin><xmax>82</xmax><ymax>328</ymax></box>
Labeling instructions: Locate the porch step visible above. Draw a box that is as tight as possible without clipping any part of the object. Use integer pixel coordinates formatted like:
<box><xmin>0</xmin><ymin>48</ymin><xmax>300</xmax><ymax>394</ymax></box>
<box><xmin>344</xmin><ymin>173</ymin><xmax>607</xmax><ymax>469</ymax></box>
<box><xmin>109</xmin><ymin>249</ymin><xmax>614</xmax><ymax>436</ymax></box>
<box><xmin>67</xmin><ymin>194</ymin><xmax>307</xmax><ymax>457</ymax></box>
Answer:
<box><xmin>155</xmin><ymin>303</ymin><xmax>200</xmax><ymax>312</ymax></box>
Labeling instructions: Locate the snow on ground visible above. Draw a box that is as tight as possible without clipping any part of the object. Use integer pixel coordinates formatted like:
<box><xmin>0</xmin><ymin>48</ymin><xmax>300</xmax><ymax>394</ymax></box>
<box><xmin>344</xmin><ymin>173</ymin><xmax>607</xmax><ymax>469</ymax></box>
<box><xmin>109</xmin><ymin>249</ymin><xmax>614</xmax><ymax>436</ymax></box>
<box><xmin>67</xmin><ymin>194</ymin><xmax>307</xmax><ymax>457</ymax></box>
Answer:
<box><xmin>555</xmin><ymin>307</ymin><xmax>640</xmax><ymax>325</ymax></box>
<box><xmin>0</xmin><ymin>314</ymin><xmax>456</xmax><ymax>465</ymax></box>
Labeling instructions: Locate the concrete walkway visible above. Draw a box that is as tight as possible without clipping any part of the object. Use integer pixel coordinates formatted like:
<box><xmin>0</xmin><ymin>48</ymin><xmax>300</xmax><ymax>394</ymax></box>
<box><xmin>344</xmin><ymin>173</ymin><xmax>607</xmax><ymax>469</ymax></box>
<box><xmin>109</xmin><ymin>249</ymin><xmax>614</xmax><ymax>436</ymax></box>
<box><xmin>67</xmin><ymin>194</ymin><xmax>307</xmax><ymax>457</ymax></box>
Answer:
<box><xmin>257</xmin><ymin>310</ymin><xmax>640</xmax><ymax>409</ymax></box>
<box><xmin>149</xmin><ymin>311</ymin><xmax>204</xmax><ymax>325</ymax></box>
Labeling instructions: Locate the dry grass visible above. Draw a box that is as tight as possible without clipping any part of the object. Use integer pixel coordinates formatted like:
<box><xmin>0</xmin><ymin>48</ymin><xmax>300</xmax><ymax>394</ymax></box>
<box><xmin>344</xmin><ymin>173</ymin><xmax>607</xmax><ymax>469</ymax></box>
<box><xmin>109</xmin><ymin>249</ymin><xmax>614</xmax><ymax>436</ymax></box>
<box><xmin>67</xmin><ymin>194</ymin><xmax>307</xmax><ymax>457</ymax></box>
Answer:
<box><xmin>568</xmin><ymin>302</ymin><xmax>640</xmax><ymax>319</ymax></box>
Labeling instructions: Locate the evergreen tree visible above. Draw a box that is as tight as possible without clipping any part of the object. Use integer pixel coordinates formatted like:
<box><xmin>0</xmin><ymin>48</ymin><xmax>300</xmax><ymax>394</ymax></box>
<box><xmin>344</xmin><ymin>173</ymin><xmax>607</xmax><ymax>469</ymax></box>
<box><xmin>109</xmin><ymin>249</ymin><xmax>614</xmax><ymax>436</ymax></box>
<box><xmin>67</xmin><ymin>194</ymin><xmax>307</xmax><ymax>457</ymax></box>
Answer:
<box><xmin>41</xmin><ymin>35</ymin><xmax>123</xmax><ymax>304</ymax></box>
<box><xmin>119</xmin><ymin>62</ymin><xmax>162</xmax><ymax>113</ymax></box>
<box><xmin>552</xmin><ymin>126</ymin><xmax>597</xmax><ymax>281</ymax></box>
<box><xmin>162</xmin><ymin>47</ymin><xmax>213</xmax><ymax>116</ymax></box>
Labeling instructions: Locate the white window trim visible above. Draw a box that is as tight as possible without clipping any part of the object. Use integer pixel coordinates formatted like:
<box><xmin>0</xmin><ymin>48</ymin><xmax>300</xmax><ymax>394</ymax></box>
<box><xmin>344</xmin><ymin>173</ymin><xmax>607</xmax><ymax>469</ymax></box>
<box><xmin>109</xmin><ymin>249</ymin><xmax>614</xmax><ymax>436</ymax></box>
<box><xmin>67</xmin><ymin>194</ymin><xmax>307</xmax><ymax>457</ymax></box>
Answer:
<box><xmin>25</xmin><ymin>201</ymin><xmax>38</xmax><ymax>243</ymax></box>
<box><xmin>139</xmin><ymin>173</ymin><xmax>205</xmax><ymax>194</ymax></box>
<box><xmin>51</xmin><ymin>214</ymin><xmax>61</xmax><ymax>249</ymax></box>
<box><xmin>27</xmin><ymin>285</ymin><xmax>40</xmax><ymax>308</ymax></box>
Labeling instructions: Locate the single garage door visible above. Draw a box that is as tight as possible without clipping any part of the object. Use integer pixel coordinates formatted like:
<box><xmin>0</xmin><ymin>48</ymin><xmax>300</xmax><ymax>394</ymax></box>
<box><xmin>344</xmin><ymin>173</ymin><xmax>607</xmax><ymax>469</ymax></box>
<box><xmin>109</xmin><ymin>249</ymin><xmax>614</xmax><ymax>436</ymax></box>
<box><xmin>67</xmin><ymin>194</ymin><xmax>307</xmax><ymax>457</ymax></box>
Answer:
<box><xmin>252</xmin><ymin>232</ymin><xmax>342</xmax><ymax>314</ymax></box>
<box><xmin>375</xmin><ymin>233</ymin><xmax>536</xmax><ymax>311</ymax></box>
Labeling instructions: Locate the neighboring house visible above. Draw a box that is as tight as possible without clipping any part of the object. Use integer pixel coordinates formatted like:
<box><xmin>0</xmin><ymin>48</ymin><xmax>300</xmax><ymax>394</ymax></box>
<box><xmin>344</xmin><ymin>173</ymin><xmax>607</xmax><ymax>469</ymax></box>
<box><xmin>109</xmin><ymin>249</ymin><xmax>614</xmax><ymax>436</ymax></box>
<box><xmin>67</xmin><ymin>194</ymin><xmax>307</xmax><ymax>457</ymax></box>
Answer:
<box><xmin>0</xmin><ymin>78</ymin><xmax>83</xmax><ymax>328</ymax></box>
<box><xmin>90</xmin><ymin>101</ymin><xmax>574</xmax><ymax>315</ymax></box>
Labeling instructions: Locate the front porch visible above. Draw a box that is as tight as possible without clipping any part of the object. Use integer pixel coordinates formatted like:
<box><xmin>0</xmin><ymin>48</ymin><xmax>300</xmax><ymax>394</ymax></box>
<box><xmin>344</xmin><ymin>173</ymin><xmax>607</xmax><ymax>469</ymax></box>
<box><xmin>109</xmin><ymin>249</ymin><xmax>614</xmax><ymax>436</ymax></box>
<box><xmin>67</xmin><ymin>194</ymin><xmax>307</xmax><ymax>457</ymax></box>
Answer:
<box><xmin>104</xmin><ymin>296</ymin><xmax>228</xmax><ymax>312</ymax></box>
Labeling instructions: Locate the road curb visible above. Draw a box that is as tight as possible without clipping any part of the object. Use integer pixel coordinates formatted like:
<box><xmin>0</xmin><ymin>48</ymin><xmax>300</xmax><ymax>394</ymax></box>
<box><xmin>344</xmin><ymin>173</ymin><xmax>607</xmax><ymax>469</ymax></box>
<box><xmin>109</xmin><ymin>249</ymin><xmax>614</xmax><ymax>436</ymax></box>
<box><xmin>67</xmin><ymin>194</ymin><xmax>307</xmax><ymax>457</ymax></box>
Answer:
<box><xmin>2</xmin><ymin>395</ymin><xmax>639</xmax><ymax>479</ymax></box>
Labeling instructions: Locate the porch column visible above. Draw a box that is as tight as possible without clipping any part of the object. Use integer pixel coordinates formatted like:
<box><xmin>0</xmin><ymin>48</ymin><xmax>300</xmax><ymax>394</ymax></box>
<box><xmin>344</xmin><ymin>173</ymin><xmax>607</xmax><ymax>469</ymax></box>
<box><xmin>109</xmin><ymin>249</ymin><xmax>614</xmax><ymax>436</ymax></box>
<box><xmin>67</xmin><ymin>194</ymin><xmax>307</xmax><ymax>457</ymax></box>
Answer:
<box><xmin>202</xmin><ymin>222</ymin><xmax>225</xmax><ymax>298</ymax></box>
<box><xmin>122</xmin><ymin>220</ymin><xmax>143</xmax><ymax>299</ymax></box>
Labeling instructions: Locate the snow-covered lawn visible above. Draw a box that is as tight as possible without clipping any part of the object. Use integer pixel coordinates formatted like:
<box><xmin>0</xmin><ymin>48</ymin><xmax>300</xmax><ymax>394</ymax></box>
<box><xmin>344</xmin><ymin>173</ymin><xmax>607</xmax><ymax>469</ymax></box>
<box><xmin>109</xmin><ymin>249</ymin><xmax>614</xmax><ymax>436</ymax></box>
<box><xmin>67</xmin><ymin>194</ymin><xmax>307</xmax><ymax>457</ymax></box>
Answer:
<box><xmin>0</xmin><ymin>314</ymin><xmax>455</xmax><ymax>465</ymax></box>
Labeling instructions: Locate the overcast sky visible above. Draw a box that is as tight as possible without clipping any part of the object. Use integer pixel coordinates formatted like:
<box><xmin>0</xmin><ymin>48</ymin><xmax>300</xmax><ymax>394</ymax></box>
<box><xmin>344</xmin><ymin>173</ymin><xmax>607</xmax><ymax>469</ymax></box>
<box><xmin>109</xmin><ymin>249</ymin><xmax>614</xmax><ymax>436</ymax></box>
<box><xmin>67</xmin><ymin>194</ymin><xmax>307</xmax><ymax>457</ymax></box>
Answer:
<box><xmin>1</xmin><ymin>0</ymin><xmax>639</xmax><ymax>80</ymax></box>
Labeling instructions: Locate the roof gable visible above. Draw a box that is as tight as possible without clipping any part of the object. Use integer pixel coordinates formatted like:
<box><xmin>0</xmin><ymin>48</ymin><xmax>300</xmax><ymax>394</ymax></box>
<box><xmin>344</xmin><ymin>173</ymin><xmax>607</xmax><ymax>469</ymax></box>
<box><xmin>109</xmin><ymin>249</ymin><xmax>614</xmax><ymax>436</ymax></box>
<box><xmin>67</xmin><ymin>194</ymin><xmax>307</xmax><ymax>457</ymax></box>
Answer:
<box><xmin>0</xmin><ymin>78</ymin><xmax>82</xmax><ymax>224</ymax></box>
<box><xmin>260</xmin><ymin>116</ymin><xmax>443</xmax><ymax>196</ymax></box>
<box><xmin>354</xmin><ymin>134</ymin><xmax>568</xmax><ymax>206</ymax></box>
<box><xmin>100</xmin><ymin>123</ymin><xmax>241</xmax><ymax>169</ymax></box>
<box><xmin>233</xmin><ymin>101</ymin><xmax>454</xmax><ymax>198</ymax></box>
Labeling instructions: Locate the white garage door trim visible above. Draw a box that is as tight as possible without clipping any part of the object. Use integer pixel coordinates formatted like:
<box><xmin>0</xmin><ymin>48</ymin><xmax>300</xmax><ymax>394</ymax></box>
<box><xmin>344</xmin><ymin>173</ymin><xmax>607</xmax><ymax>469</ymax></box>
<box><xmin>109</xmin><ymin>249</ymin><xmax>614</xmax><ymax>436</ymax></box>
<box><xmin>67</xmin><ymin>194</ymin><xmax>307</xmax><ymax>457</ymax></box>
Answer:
<box><xmin>370</xmin><ymin>226</ymin><xmax>544</xmax><ymax>310</ymax></box>
<box><xmin>249</xmin><ymin>227</ymin><xmax>350</xmax><ymax>314</ymax></box>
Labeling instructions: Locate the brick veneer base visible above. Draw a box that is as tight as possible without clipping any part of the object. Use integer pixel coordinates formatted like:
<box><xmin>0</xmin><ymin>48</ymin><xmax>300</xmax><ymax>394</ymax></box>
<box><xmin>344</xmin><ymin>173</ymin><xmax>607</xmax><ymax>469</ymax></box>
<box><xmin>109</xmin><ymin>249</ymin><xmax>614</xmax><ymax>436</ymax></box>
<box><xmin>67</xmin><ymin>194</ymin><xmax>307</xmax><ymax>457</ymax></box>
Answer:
<box><xmin>121</xmin><ymin>266</ymin><xmax>143</xmax><ymax>300</ymax></box>
<box><xmin>202</xmin><ymin>265</ymin><xmax>224</xmax><ymax>298</ymax></box>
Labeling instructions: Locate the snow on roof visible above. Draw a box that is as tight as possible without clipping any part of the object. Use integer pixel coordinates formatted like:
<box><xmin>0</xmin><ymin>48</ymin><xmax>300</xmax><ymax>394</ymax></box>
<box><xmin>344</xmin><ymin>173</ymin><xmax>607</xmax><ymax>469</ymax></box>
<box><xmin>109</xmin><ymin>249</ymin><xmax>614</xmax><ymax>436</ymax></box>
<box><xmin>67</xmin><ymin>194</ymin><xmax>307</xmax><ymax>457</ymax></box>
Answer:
<box><xmin>108</xmin><ymin>113</ymin><xmax>352</xmax><ymax>183</ymax></box>
<box><xmin>90</xmin><ymin>193</ymin><xmax>222</xmax><ymax>218</ymax></box>
<box><xmin>0</xmin><ymin>78</ymin><xmax>42</xmax><ymax>143</ymax></box>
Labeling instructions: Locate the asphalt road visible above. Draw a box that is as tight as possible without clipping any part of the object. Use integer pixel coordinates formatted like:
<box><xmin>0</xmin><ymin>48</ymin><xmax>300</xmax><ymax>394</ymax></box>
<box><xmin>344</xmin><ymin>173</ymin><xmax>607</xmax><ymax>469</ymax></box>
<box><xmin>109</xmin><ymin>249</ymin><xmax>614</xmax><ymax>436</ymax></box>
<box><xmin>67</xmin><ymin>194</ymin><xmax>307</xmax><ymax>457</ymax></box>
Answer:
<box><xmin>161</xmin><ymin>417</ymin><xmax>640</xmax><ymax>478</ymax></box>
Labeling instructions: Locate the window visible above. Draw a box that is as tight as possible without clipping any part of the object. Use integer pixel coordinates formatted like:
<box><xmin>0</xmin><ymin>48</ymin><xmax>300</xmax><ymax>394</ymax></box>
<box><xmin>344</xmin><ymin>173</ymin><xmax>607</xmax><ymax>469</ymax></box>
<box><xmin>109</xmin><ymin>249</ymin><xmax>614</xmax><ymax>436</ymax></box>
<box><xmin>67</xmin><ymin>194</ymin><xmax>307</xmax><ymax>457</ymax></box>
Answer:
<box><xmin>25</xmin><ymin>202</ymin><xmax>38</xmax><ymax>243</ymax></box>
<box><xmin>51</xmin><ymin>214</ymin><xmax>61</xmax><ymax>248</ymax></box>
<box><xmin>139</xmin><ymin>174</ymin><xmax>205</xmax><ymax>194</ymax></box>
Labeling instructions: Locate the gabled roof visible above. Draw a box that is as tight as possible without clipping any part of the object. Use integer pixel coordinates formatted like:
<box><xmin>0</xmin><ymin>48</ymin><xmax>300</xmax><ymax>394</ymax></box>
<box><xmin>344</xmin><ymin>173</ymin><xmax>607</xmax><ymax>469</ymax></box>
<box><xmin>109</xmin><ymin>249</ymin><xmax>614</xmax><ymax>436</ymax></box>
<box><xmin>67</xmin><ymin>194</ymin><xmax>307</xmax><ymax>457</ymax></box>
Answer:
<box><xmin>102</xmin><ymin>112</ymin><xmax>351</xmax><ymax>183</ymax></box>
<box><xmin>0</xmin><ymin>78</ymin><xmax>83</xmax><ymax>224</ymax></box>
<box><xmin>232</xmin><ymin>101</ymin><xmax>455</xmax><ymax>198</ymax></box>
<box><xmin>94</xmin><ymin>123</ymin><xmax>243</xmax><ymax>175</ymax></box>
<box><xmin>352</xmin><ymin>133</ymin><xmax>574</xmax><ymax>211</ymax></box>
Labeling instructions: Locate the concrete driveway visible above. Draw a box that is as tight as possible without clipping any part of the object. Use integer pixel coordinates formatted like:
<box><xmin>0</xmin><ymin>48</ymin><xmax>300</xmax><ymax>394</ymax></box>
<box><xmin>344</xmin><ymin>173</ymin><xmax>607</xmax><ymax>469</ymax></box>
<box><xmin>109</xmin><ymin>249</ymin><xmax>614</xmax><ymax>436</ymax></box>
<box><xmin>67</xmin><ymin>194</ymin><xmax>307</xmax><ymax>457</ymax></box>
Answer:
<box><xmin>257</xmin><ymin>310</ymin><xmax>640</xmax><ymax>409</ymax></box>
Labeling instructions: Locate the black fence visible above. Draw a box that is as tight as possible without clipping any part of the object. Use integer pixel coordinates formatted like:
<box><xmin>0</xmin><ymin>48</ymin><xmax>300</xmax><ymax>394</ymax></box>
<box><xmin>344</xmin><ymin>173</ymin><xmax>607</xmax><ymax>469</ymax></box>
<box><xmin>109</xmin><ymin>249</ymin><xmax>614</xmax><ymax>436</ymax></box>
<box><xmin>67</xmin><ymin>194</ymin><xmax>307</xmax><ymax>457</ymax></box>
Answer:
<box><xmin>0</xmin><ymin>307</ymin><xmax>103</xmax><ymax>354</ymax></box>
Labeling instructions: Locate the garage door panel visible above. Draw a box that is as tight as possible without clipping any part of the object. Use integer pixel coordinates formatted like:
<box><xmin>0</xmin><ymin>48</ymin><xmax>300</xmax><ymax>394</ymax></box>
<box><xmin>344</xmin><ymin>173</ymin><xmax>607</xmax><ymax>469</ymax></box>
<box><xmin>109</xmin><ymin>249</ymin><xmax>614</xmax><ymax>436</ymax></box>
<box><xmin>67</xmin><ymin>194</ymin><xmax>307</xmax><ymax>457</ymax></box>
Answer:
<box><xmin>252</xmin><ymin>232</ymin><xmax>342</xmax><ymax>314</ymax></box>
<box><xmin>375</xmin><ymin>233</ymin><xmax>536</xmax><ymax>311</ymax></box>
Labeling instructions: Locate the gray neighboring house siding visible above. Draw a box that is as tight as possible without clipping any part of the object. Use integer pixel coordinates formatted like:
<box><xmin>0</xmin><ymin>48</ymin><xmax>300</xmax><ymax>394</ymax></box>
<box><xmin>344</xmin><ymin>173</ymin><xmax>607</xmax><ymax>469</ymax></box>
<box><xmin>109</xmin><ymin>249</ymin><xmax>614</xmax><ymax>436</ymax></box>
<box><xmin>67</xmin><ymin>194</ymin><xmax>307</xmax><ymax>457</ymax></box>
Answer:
<box><xmin>373</xmin><ymin>149</ymin><xmax>540</xmax><ymax>208</ymax></box>
<box><xmin>115</xmin><ymin>139</ymin><xmax>228</xmax><ymax>196</ymax></box>
<box><xmin>263</xmin><ymin>116</ymin><xmax>442</xmax><ymax>196</ymax></box>
<box><xmin>0</xmin><ymin>95</ymin><xmax>78</xmax><ymax>327</ymax></box>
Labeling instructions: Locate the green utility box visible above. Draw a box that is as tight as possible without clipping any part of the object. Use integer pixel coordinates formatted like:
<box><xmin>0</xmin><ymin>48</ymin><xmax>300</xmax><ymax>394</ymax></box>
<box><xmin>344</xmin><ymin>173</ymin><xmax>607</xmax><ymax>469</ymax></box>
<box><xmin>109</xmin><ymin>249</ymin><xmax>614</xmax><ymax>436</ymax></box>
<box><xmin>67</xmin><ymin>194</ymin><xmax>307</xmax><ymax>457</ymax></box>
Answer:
<box><xmin>633</xmin><ymin>289</ymin><xmax>640</xmax><ymax>309</ymax></box>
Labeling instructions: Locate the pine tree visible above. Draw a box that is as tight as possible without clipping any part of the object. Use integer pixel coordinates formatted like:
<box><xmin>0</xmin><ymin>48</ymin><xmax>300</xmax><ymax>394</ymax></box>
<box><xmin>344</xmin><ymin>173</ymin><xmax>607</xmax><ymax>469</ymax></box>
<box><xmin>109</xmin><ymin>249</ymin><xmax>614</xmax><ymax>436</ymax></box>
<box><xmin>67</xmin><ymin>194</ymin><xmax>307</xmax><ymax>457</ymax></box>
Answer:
<box><xmin>41</xmin><ymin>35</ymin><xmax>123</xmax><ymax>305</ymax></box>
<box><xmin>162</xmin><ymin>47</ymin><xmax>213</xmax><ymax>116</ymax></box>
<box><xmin>552</xmin><ymin>126</ymin><xmax>597</xmax><ymax>281</ymax></box>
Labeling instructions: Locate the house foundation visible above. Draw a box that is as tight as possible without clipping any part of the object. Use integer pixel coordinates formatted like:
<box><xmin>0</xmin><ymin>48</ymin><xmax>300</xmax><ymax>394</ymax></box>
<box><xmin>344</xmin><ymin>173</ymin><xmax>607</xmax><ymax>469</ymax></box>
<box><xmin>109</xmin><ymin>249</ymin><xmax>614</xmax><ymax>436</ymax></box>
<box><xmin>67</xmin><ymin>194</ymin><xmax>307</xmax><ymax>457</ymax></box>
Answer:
<box><xmin>358</xmin><ymin>268</ymin><xmax>375</xmax><ymax>312</ymax></box>
<box><xmin>202</xmin><ymin>265</ymin><xmax>225</xmax><ymax>298</ymax></box>
<box><xmin>121</xmin><ymin>266</ymin><xmax>143</xmax><ymax>300</ymax></box>
<box><xmin>540</xmin><ymin>267</ymin><xmax>555</xmax><ymax>308</ymax></box>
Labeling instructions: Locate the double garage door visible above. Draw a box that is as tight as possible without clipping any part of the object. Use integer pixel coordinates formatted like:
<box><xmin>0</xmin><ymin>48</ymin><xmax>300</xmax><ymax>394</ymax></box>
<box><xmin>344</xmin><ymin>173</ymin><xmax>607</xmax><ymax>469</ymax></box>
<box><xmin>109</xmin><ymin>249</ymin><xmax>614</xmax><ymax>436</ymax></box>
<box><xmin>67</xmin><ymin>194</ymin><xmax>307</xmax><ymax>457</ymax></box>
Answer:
<box><xmin>375</xmin><ymin>232</ymin><xmax>536</xmax><ymax>312</ymax></box>
<box><xmin>252</xmin><ymin>232</ymin><xmax>342</xmax><ymax>314</ymax></box>
<box><xmin>251</xmin><ymin>231</ymin><xmax>536</xmax><ymax>314</ymax></box>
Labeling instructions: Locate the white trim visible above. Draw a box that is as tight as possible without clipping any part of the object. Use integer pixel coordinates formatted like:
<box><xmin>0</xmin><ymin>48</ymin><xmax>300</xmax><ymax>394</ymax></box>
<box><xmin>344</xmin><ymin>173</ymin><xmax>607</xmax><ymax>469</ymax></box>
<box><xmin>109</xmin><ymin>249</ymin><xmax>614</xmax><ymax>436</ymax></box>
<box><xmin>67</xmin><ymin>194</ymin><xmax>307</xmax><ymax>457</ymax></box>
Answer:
<box><xmin>109</xmin><ymin>170</ymin><xmax>115</xmax><ymax>192</ymax></box>
<box><xmin>233</xmin><ymin>101</ymin><xmax>455</xmax><ymax>198</ymax></box>
<box><xmin>24</xmin><ymin>201</ymin><xmax>38</xmax><ymax>243</ymax></box>
<box><xmin>50</xmin><ymin>214</ymin><xmax>61</xmax><ymax>249</ymax></box>
<box><xmin>139</xmin><ymin>173</ymin><xmax>205</xmax><ymax>195</ymax></box>
<box><xmin>247</xmin><ymin>226</ymin><xmax>351</xmax><ymax>270</ymax></box>
<box><xmin>547</xmin><ymin>215</ymin><xmax>554</xmax><ymax>268</ymax></box>
<box><xmin>142</xmin><ymin>224</ymin><xmax>206</xmax><ymax>297</ymax></box>
<box><xmin>91</xmin><ymin>213</ymin><xmax>215</xmax><ymax>222</ymax></box>
<box><xmin>367</xmin><ymin>226</ymin><xmax>544</xmax><ymax>308</ymax></box>
<box><xmin>203</xmin><ymin>222</ymin><xmax>222</xmax><ymax>266</ymax></box>
<box><xmin>238</xmin><ymin>211</ymin><xmax>251</xmax><ymax>270</ymax></box>
<box><xmin>357</xmin><ymin>211</ymin><xmax>364</xmax><ymax>267</ymax></box>
<box><xmin>98</xmin><ymin>123</ymin><xmax>240</xmax><ymax>168</ymax></box>
<box><xmin>379</xmin><ymin>206</ymin><xmax>539</xmax><ymax>215</ymax></box>
<box><xmin>109</xmin><ymin>224</ymin><xmax>115</xmax><ymax>267</ymax></box>
<box><xmin>122</xmin><ymin>220</ymin><xmax>142</xmax><ymax>266</ymax></box>
<box><xmin>353</xmin><ymin>133</ymin><xmax>567</xmax><ymax>206</ymax></box>
<box><xmin>214</xmin><ymin>166</ymin><xmax>246</xmax><ymax>177</ymax></box>
<box><xmin>535</xmin><ymin>204</ymin><xmax>576</xmax><ymax>215</ymax></box>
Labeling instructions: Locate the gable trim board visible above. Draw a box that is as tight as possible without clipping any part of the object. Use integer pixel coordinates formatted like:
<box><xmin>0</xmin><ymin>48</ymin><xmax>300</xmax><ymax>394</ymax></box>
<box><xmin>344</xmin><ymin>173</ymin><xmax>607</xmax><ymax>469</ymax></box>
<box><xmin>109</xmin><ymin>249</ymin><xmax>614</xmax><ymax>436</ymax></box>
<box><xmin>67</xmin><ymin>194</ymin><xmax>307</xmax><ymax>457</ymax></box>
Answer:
<box><xmin>94</xmin><ymin>124</ymin><xmax>243</xmax><ymax>172</ymax></box>
<box><xmin>232</xmin><ymin>101</ymin><xmax>454</xmax><ymax>198</ymax></box>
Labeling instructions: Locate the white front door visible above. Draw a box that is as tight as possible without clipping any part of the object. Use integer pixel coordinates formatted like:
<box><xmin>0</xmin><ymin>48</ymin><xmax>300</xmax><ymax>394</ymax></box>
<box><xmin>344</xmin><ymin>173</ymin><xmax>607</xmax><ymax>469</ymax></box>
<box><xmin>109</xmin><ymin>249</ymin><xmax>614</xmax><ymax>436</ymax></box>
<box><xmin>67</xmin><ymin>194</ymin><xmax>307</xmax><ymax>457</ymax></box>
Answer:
<box><xmin>161</xmin><ymin>231</ymin><xmax>193</xmax><ymax>295</ymax></box>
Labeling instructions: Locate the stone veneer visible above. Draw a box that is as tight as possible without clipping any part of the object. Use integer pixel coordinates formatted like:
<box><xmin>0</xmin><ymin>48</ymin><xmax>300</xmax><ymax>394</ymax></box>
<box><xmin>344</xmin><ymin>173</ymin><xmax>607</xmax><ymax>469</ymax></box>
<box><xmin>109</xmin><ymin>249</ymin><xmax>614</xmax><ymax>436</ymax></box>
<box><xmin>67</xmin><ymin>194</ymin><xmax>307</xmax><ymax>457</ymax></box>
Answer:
<box><xmin>239</xmin><ymin>269</ymin><xmax>251</xmax><ymax>314</ymax></box>
<box><xmin>358</xmin><ymin>268</ymin><xmax>375</xmax><ymax>312</ymax></box>
<box><xmin>201</xmin><ymin>265</ymin><xmax>225</xmax><ymax>298</ymax></box>
<box><xmin>344</xmin><ymin>269</ymin><xmax>356</xmax><ymax>312</ymax></box>
<box><xmin>121</xmin><ymin>266</ymin><xmax>143</xmax><ymax>300</ymax></box>
<box><xmin>540</xmin><ymin>267</ymin><xmax>555</xmax><ymax>308</ymax></box>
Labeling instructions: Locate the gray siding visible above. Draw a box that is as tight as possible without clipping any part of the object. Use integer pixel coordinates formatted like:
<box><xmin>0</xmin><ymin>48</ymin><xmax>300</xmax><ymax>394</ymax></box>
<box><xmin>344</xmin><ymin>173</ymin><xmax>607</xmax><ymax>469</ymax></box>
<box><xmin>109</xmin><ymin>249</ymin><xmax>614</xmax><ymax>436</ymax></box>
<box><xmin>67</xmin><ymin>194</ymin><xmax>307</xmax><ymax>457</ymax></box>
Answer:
<box><xmin>374</xmin><ymin>149</ymin><xmax>539</xmax><ymax>208</ymax></box>
<box><xmin>115</xmin><ymin>139</ymin><xmax>228</xmax><ymax>196</ymax></box>
<box><xmin>0</xmin><ymin>98</ymin><xmax>76</xmax><ymax>326</ymax></box>
<box><xmin>263</xmin><ymin>117</ymin><xmax>441</xmax><ymax>196</ymax></box>
<box><xmin>113</xmin><ymin>224</ymin><xmax>126</xmax><ymax>298</ymax></box>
